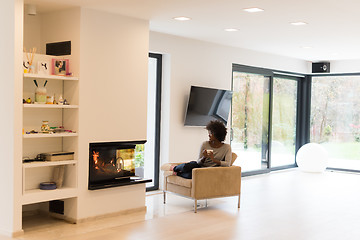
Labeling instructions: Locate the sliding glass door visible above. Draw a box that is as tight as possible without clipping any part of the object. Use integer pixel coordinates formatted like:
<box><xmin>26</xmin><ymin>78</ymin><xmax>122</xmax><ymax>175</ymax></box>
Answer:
<box><xmin>271</xmin><ymin>76</ymin><xmax>298</xmax><ymax>167</ymax></box>
<box><xmin>231</xmin><ymin>71</ymin><xmax>270</xmax><ymax>173</ymax></box>
<box><xmin>231</xmin><ymin>65</ymin><xmax>300</xmax><ymax>174</ymax></box>
<box><xmin>311</xmin><ymin>75</ymin><xmax>360</xmax><ymax>171</ymax></box>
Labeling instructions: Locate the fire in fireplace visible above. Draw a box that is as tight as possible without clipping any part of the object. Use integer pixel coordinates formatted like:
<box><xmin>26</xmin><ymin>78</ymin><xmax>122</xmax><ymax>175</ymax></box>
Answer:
<box><xmin>88</xmin><ymin>140</ymin><xmax>146</xmax><ymax>190</ymax></box>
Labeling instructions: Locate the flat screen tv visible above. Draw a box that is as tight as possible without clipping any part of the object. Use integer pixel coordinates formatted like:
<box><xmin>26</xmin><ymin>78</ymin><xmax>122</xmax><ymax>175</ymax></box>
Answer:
<box><xmin>184</xmin><ymin>86</ymin><xmax>233</xmax><ymax>126</ymax></box>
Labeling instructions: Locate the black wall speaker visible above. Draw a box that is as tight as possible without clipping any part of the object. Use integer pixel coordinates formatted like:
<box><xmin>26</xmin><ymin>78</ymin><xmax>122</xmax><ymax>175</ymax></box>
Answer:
<box><xmin>46</xmin><ymin>41</ymin><xmax>71</xmax><ymax>56</ymax></box>
<box><xmin>312</xmin><ymin>62</ymin><xmax>330</xmax><ymax>73</ymax></box>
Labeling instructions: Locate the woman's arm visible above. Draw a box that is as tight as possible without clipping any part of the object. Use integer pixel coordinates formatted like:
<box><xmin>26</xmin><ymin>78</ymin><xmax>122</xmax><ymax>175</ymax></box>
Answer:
<box><xmin>219</xmin><ymin>145</ymin><xmax>232</xmax><ymax>167</ymax></box>
<box><xmin>196</xmin><ymin>142</ymin><xmax>208</xmax><ymax>165</ymax></box>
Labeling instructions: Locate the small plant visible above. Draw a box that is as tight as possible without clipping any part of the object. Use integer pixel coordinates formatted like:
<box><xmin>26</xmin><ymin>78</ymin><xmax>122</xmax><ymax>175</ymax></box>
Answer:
<box><xmin>350</xmin><ymin>124</ymin><xmax>360</xmax><ymax>142</ymax></box>
<box><xmin>324</xmin><ymin>125</ymin><xmax>332</xmax><ymax>136</ymax></box>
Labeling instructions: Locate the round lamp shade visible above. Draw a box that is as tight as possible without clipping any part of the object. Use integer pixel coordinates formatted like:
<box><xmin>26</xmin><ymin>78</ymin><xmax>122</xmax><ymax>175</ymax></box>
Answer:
<box><xmin>296</xmin><ymin>143</ymin><xmax>328</xmax><ymax>173</ymax></box>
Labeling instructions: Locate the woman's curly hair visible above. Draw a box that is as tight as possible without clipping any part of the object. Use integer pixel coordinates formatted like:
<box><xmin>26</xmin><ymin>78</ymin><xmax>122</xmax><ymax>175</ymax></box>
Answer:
<box><xmin>206</xmin><ymin>120</ymin><xmax>227</xmax><ymax>142</ymax></box>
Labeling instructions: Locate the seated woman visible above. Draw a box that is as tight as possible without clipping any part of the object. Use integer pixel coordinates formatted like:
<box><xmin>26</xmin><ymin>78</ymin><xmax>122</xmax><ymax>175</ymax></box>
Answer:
<box><xmin>171</xmin><ymin>120</ymin><xmax>232</xmax><ymax>179</ymax></box>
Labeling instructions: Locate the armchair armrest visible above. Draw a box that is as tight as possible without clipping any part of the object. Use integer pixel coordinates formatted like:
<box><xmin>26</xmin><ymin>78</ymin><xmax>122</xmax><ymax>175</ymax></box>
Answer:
<box><xmin>191</xmin><ymin>166</ymin><xmax>241</xmax><ymax>199</ymax></box>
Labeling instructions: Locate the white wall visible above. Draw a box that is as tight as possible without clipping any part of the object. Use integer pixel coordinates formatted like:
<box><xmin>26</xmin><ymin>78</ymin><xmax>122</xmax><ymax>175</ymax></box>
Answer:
<box><xmin>149</xmin><ymin>32</ymin><xmax>309</xmax><ymax>188</ymax></box>
<box><xmin>78</xmin><ymin>8</ymin><xmax>149</xmax><ymax>219</ymax></box>
<box><xmin>23</xmin><ymin>11</ymin><xmax>41</xmax><ymax>53</ymax></box>
<box><xmin>0</xmin><ymin>0</ymin><xmax>23</xmax><ymax>236</ymax></box>
<box><xmin>329</xmin><ymin>59</ymin><xmax>360</xmax><ymax>73</ymax></box>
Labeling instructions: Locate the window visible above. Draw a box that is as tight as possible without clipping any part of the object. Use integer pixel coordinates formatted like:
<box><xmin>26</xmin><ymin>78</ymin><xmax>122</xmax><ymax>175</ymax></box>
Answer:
<box><xmin>311</xmin><ymin>75</ymin><xmax>360</xmax><ymax>171</ymax></box>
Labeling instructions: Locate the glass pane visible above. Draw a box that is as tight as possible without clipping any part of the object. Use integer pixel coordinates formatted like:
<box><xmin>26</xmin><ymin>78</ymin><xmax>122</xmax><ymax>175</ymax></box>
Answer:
<box><xmin>311</xmin><ymin>76</ymin><xmax>360</xmax><ymax>170</ymax></box>
<box><xmin>232</xmin><ymin>72</ymin><xmax>270</xmax><ymax>172</ymax></box>
<box><xmin>271</xmin><ymin>77</ymin><xmax>297</xmax><ymax>167</ymax></box>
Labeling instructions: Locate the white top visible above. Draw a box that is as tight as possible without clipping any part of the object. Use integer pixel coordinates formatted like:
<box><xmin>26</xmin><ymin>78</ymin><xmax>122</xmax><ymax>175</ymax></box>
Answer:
<box><xmin>197</xmin><ymin>141</ymin><xmax>232</xmax><ymax>167</ymax></box>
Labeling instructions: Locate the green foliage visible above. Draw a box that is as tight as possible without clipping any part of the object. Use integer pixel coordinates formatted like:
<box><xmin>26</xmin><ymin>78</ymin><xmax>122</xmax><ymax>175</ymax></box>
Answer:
<box><xmin>324</xmin><ymin>125</ymin><xmax>332</xmax><ymax>136</ymax></box>
<box><xmin>134</xmin><ymin>144</ymin><xmax>144</xmax><ymax>168</ymax></box>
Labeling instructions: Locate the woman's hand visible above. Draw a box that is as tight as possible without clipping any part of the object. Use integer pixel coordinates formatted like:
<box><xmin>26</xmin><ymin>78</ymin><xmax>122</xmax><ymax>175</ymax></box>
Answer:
<box><xmin>208</xmin><ymin>152</ymin><xmax>221</xmax><ymax>165</ymax></box>
<box><xmin>202</xmin><ymin>149</ymin><xmax>208</xmax><ymax>158</ymax></box>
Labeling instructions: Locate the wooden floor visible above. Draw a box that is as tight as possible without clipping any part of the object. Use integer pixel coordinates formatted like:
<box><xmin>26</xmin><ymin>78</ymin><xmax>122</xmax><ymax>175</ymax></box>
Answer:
<box><xmin>3</xmin><ymin>169</ymin><xmax>360</xmax><ymax>240</ymax></box>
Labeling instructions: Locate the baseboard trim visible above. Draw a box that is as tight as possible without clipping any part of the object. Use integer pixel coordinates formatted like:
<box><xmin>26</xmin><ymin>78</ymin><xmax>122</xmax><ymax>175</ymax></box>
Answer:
<box><xmin>76</xmin><ymin>206</ymin><xmax>147</xmax><ymax>224</ymax></box>
<box><xmin>0</xmin><ymin>228</ymin><xmax>24</xmax><ymax>237</ymax></box>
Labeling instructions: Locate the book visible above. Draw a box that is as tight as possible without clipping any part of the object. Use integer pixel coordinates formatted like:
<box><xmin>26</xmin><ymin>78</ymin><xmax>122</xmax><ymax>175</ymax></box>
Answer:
<box><xmin>40</xmin><ymin>151</ymin><xmax>74</xmax><ymax>161</ymax></box>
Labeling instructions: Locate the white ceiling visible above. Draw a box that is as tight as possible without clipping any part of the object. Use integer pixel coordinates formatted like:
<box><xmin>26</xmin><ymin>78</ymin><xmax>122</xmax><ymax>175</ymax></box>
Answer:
<box><xmin>24</xmin><ymin>0</ymin><xmax>360</xmax><ymax>61</ymax></box>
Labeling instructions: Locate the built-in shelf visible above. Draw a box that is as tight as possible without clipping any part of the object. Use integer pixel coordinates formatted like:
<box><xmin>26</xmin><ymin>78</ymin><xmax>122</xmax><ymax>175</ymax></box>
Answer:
<box><xmin>23</xmin><ymin>104</ymin><xmax>79</xmax><ymax>109</ymax></box>
<box><xmin>23</xmin><ymin>73</ymin><xmax>79</xmax><ymax>81</ymax></box>
<box><xmin>22</xmin><ymin>187</ymin><xmax>78</xmax><ymax>205</ymax></box>
<box><xmin>23</xmin><ymin>160</ymin><xmax>77</xmax><ymax>168</ymax></box>
<box><xmin>23</xmin><ymin>133</ymin><xmax>78</xmax><ymax>138</ymax></box>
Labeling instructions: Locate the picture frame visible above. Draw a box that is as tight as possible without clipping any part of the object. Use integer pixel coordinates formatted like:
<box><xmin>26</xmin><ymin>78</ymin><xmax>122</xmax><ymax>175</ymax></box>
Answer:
<box><xmin>52</xmin><ymin>59</ymin><xmax>69</xmax><ymax>76</ymax></box>
<box><xmin>37</xmin><ymin>60</ymin><xmax>50</xmax><ymax>75</ymax></box>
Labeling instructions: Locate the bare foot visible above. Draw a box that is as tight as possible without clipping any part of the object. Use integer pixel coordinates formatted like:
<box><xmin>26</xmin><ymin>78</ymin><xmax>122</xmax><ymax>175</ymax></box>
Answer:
<box><xmin>169</xmin><ymin>165</ymin><xmax>175</xmax><ymax>171</ymax></box>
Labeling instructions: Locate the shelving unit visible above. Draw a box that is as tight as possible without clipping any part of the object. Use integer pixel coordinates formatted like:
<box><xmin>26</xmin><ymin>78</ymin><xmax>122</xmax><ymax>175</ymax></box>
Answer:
<box><xmin>22</xmin><ymin>187</ymin><xmax>78</xmax><ymax>205</ymax></box>
<box><xmin>23</xmin><ymin>160</ymin><xmax>77</xmax><ymax>168</ymax></box>
<box><xmin>22</xmin><ymin>59</ymin><xmax>79</xmax><ymax>210</ymax></box>
<box><xmin>23</xmin><ymin>133</ymin><xmax>78</xmax><ymax>138</ymax></box>
<box><xmin>23</xmin><ymin>104</ymin><xmax>79</xmax><ymax>109</ymax></box>
<box><xmin>23</xmin><ymin>73</ymin><xmax>79</xmax><ymax>81</ymax></box>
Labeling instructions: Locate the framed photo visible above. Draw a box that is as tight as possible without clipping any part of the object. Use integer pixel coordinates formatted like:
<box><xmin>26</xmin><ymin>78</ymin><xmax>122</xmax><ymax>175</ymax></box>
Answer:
<box><xmin>37</xmin><ymin>61</ymin><xmax>50</xmax><ymax>75</ymax></box>
<box><xmin>52</xmin><ymin>59</ymin><xmax>69</xmax><ymax>76</ymax></box>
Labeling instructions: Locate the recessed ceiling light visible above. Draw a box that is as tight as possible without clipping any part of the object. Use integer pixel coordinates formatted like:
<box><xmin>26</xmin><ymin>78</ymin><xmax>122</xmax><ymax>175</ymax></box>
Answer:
<box><xmin>291</xmin><ymin>22</ymin><xmax>308</xmax><ymax>26</ymax></box>
<box><xmin>243</xmin><ymin>8</ymin><xmax>264</xmax><ymax>13</ymax></box>
<box><xmin>173</xmin><ymin>16</ymin><xmax>191</xmax><ymax>21</ymax></box>
<box><xmin>224</xmin><ymin>28</ymin><xmax>239</xmax><ymax>32</ymax></box>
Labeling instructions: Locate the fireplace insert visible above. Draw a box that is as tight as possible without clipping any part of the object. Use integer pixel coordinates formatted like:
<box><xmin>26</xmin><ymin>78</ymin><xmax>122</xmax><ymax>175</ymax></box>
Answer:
<box><xmin>88</xmin><ymin>140</ymin><xmax>146</xmax><ymax>190</ymax></box>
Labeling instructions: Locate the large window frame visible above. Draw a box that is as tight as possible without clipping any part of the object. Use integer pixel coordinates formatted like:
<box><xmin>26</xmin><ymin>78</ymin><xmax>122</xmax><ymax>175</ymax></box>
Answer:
<box><xmin>146</xmin><ymin>53</ymin><xmax>162</xmax><ymax>191</ymax></box>
<box><xmin>232</xmin><ymin>64</ymin><xmax>306</xmax><ymax>176</ymax></box>
<box><xmin>308</xmin><ymin>72</ymin><xmax>360</xmax><ymax>174</ymax></box>
<box><xmin>233</xmin><ymin>64</ymin><xmax>360</xmax><ymax>175</ymax></box>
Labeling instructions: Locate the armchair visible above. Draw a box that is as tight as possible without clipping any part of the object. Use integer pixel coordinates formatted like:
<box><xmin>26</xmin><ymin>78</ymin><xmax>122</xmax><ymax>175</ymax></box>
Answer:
<box><xmin>161</xmin><ymin>153</ymin><xmax>241</xmax><ymax>213</ymax></box>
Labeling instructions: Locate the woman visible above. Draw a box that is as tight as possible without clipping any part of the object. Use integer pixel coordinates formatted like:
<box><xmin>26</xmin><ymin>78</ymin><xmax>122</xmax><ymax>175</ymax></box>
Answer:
<box><xmin>171</xmin><ymin>120</ymin><xmax>232</xmax><ymax>179</ymax></box>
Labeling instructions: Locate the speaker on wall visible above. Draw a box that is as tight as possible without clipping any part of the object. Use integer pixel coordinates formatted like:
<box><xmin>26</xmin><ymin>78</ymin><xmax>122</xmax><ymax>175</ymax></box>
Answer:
<box><xmin>312</xmin><ymin>62</ymin><xmax>330</xmax><ymax>73</ymax></box>
<box><xmin>46</xmin><ymin>41</ymin><xmax>71</xmax><ymax>56</ymax></box>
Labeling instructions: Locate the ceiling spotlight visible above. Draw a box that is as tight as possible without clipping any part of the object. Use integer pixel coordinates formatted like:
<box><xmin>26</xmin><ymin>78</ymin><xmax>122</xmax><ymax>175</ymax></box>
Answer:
<box><xmin>173</xmin><ymin>16</ymin><xmax>191</xmax><ymax>21</ymax></box>
<box><xmin>243</xmin><ymin>8</ymin><xmax>264</xmax><ymax>13</ymax></box>
<box><xmin>224</xmin><ymin>28</ymin><xmax>239</xmax><ymax>32</ymax></box>
<box><xmin>291</xmin><ymin>22</ymin><xmax>307</xmax><ymax>26</ymax></box>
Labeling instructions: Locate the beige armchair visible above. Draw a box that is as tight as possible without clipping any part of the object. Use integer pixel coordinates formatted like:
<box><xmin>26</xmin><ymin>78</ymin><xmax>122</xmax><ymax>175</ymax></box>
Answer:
<box><xmin>161</xmin><ymin>153</ymin><xmax>241</xmax><ymax>213</ymax></box>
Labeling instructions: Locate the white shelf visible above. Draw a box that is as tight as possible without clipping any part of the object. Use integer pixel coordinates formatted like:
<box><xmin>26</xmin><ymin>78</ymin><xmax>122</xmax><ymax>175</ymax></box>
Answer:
<box><xmin>22</xmin><ymin>187</ymin><xmax>78</xmax><ymax>205</ymax></box>
<box><xmin>23</xmin><ymin>133</ymin><xmax>78</xmax><ymax>138</ymax></box>
<box><xmin>23</xmin><ymin>160</ymin><xmax>77</xmax><ymax>168</ymax></box>
<box><xmin>23</xmin><ymin>104</ymin><xmax>79</xmax><ymax>109</ymax></box>
<box><xmin>23</xmin><ymin>73</ymin><xmax>79</xmax><ymax>81</ymax></box>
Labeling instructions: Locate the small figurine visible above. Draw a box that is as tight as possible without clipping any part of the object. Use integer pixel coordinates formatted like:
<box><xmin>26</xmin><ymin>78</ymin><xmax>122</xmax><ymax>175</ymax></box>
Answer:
<box><xmin>58</xmin><ymin>95</ymin><xmax>64</xmax><ymax>105</ymax></box>
<box><xmin>25</xmin><ymin>98</ymin><xmax>32</xmax><ymax>104</ymax></box>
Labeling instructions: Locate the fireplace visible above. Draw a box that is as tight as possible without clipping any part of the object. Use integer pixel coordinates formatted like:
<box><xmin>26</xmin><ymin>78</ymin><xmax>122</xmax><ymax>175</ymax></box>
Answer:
<box><xmin>88</xmin><ymin>140</ymin><xmax>148</xmax><ymax>190</ymax></box>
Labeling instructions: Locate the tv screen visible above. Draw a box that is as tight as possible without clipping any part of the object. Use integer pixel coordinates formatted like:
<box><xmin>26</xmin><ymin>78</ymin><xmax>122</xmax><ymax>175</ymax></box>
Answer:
<box><xmin>184</xmin><ymin>86</ymin><xmax>233</xmax><ymax>126</ymax></box>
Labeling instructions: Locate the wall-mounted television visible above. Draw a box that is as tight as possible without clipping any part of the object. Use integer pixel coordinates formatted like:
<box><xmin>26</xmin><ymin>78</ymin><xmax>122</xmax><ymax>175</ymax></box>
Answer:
<box><xmin>184</xmin><ymin>86</ymin><xmax>233</xmax><ymax>126</ymax></box>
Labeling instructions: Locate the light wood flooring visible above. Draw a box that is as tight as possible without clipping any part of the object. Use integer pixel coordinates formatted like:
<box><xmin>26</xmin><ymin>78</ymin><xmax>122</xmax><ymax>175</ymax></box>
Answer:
<box><xmin>2</xmin><ymin>169</ymin><xmax>360</xmax><ymax>240</ymax></box>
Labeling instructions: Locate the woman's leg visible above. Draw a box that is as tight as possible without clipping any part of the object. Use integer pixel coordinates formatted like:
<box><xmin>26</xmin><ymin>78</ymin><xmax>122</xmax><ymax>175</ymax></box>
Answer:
<box><xmin>173</xmin><ymin>161</ymin><xmax>201</xmax><ymax>179</ymax></box>
<box><xmin>173</xmin><ymin>161</ymin><xmax>200</xmax><ymax>172</ymax></box>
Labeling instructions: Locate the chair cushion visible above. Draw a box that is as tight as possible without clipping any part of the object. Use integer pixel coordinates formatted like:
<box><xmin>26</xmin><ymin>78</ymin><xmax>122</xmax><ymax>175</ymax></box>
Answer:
<box><xmin>166</xmin><ymin>175</ymin><xmax>192</xmax><ymax>188</ymax></box>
